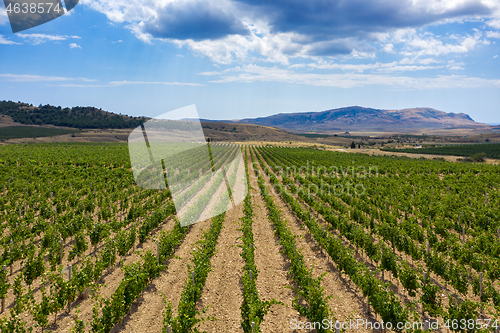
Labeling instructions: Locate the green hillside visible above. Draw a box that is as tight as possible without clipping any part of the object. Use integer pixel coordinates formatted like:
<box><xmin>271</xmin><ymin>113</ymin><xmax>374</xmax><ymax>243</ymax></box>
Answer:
<box><xmin>0</xmin><ymin>101</ymin><xmax>146</xmax><ymax>129</ymax></box>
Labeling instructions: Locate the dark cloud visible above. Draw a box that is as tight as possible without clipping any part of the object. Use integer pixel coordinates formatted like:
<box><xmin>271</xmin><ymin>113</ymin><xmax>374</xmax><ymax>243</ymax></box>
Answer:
<box><xmin>235</xmin><ymin>0</ymin><xmax>493</xmax><ymax>40</ymax></box>
<box><xmin>143</xmin><ymin>1</ymin><xmax>249</xmax><ymax>41</ymax></box>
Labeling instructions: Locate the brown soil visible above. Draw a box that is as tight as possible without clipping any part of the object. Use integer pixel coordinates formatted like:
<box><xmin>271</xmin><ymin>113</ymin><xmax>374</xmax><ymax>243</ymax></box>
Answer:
<box><xmin>246</xmin><ymin>158</ymin><xmax>311</xmax><ymax>332</ymax></box>
<box><xmin>195</xmin><ymin>201</ymin><xmax>245</xmax><ymax>333</ymax></box>
<box><xmin>112</xmin><ymin>217</ymin><xmax>213</xmax><ymax>332</ymax></box>
<box><xmin>0</xmin><ymin>216</ymin><xmax>176</xmax><ymax>331</ymax></box>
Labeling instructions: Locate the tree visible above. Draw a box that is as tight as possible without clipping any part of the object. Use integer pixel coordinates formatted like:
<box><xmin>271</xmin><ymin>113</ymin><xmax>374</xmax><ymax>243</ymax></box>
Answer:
<box><xmin>471</xmin><ymin>152</ymin><xmax>486</xmax><ymax>162</ymax></box>
<box><xmin>351</xmin><ymin>141</ymin><xmax>356</xmax><ymax>149</ymax></box>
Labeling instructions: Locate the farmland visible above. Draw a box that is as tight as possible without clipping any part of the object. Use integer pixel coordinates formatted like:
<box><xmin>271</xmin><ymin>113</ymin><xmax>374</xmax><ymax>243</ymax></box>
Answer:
<box><xmin>383</xmin><ymin>143</ymin><xmax>500</xmax><ymax>160</ymax></box>
<box><xmin>0</xmin><ymin>142</ymin><xmax>499</xmax><ymax>332</ymax></box>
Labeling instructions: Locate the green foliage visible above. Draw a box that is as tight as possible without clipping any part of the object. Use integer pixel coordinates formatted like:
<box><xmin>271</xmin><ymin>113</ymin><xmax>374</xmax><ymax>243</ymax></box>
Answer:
<box><xmin>239</xmin><ymin>148</ymin><xmax>280</xmax><ymax>333</ymax></box>
<box><xmin>443</xmin><ymin>298</ymin><xmax>479</xmax><ymax>332</ymax></box>
<box><xmin>0</xmin><ymin>265</ymin><xmax>11</xmax><ymax>299</ymax></box>
<box><xmin>0</xmin><ymin>100</ymin><xmax>146</xmax><ymax>129</ymax></box>
<box><xmin>251</xmin><ymin>151</ymin><xmax>333</xmax><ymax>332</ymax></box>
<box><xmin>399</xmin><ymin>262</ymin><xmax>420</xmax><ymax>297</ymax></box>
<box><xmin>0</xmin><ymin>126</ymin><xmax>79</xmax><ymax>140</ymax></box>
<box><xmin>166</xmin><ymin>215</ymin><xmax>225</xmax><ymax>333</ymax></box>
<box><xmin>384</xmin><ymin>143</ymin><xmax>500</xmax><ymax>159</ymax></box>
<box><xmin>23</xmin><ymin>248</ymin><xmax>46</xmax><ymax>288</ymax></box>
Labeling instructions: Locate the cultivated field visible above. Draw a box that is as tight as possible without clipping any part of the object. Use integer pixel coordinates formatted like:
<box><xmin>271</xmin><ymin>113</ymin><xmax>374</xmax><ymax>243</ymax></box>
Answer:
<box><xmin>0</xmin><ymin>143</ymin><xmax>499</xmax><ymax>332</ymax></box>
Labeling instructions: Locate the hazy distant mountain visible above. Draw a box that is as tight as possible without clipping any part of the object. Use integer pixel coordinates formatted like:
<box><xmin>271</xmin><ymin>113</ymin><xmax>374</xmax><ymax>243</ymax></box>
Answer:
<box><xmin>238</xmin><ymin>106</ymin><xmax>490</xmax><ymax>132</ymax></box>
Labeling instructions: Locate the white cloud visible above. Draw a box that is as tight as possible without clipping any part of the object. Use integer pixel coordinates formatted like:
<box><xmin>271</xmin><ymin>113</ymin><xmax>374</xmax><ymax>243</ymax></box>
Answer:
<box><xmin>199</xmin><ymin>71</ymin><xmax>221</xmax><ymax>76</ymax></box>
<box><xmin>0</xmin><ymin>7</ymin><xmax>8</xmax><ymax>26</ymax></box>
<box><xmin>494</xmin><ymin>55</ymin><xmax>499</xmax><ymax>58</ymax></box>
<box><xmin>383</xmin><ymin>43</ymin><xmax>395</xmax><ymax>53</ymax></box>
<box><xmin>0</xmin><ymin>73</ymin><xmax>95</xmax><ymax>82</ymax></box>
<box><xmin>446</xmin><ymin>60</ymin><xmax>465</xmax><ymax>70</ymax></box>
<box><xmin>0</xmin><ymin>35</ymin><xmax>21</xmax><ymax>45</ymax></box>
<box><xmin>207</xmin><ymin>64</ymin><xmax>500</xmax><ymax>89</ymax></box>
<box><xmin>51</xmin><ymin>80</ymin><xmax>203</xmax><ymax>87</ymax></box>
<box><xmin>486</xmin><ymin>31</ymin><xmax>500</xmax><ymax>38</ymax></box>
<box><xmin>107</xmin><ymin>80</ymin><xmax>203</xmax><ymax>86</ymax></box>
<box><xmin>387</xmin><ymin>29</ymin><xmax>489</xmax><ymax>56</ymax></box>
<box><xmin>0</xmin><ymin>73</ymin><xmax>202</xmax><ymax>87</ymax></box>
<box><xmin>18</xmin><ymin>34</ymin><xmax>81</xmax><ymax>45</ymax></box>
<box><xmin>307</xmin><ymin>61</ymin><xmax>442</xmax><ymax>73</ymax></box>
<box><xmin>300</xmin><ymin>58</ymin><xmax>443</xmax><ymax>73</ymax></box>
<box><xmin>69</xmin><ymin>43</ymin><xmax>82</xmax><ymax>49</ymax></box>
<box><xmin>487</xmin><ymin>19</ymin><xmax>500</xmax><ymax>29</ymax></box>
<box><xmin>78</xmin><ymin>0</ymin><xmax>498</xmax><ymax>64</ymax></box>
<box><xmin>418</xmin><ymin>58</ymin><xmax>440</xmax><ymax>65</ymax></box>
<box><xmin>80</xmin><ymin>0</ymin><xmax>159</xmax><ymax>24</ymax></box>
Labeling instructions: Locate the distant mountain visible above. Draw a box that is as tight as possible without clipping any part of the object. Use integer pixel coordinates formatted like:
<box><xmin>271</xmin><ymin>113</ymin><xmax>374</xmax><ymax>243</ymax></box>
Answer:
<box><xmin>0</xmin><ymin>101</ymin><xmax>147</xmax><ymax>129</ymax></box>
<box><xmin>238</xmin><ymin>106</ymin><xmax>490</xmax><ymax>132</ymax></box>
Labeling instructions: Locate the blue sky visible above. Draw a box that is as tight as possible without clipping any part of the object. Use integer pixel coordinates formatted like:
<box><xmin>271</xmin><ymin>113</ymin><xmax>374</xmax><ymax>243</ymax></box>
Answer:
<box><xmin>1</xmin><ymin>0</ymin><xmax>500</xmax><ymax>123</ymax></box>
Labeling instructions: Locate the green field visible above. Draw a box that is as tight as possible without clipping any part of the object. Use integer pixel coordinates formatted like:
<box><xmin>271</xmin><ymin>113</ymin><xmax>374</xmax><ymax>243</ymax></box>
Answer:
<box><xmin>383</xmin><ymin>142</ymin><xmax>500</xmax><ymax>159</ymax></box>
<box><xmin>1</xmin><ymin>143</ymin><xmax>500</xmax><ymax>332</ymax></box>
<box><xmin>0</xmin><ymin>126</ymin><xmax>80</xmax><ymax>140</ymax></box>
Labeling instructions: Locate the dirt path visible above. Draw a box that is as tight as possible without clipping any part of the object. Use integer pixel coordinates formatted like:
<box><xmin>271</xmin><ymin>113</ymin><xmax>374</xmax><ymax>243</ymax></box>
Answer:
<box><xmin>247</xmin><ymin>151</ymin><xmax>312</xmax><ymax>333</ymax></box>
<box><xmin>113</xmin><ymin>218</ymin><xmax>211</xmax><ymax>333</ymax></box>
<box><xmin>195</xmin><ymin>201</ymin><xmax>245</xmax><ymax>333</ymax></box>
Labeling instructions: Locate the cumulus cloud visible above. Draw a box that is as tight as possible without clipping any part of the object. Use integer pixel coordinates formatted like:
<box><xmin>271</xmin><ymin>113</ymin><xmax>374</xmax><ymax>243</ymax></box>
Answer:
<box><xmin>486</xmin><ymin>31</ymin><xmax>500</xmax><ymax>38</ymax></box>
<box><xmin>234</xmin><ymin>0</ymin><xmax>492</xmax><ymax>39</ymax></box>
<box><xmin>18</xmin><ymin>34</ymin><xmax>81</xmax><ymax>45</ymax></box>
<box><xmin>404</xmin><ymin>33</ymin><xmax>485</xmax><ymax>56</ymax></box>
<box><xmin>487</xmin><ymin>19</ymin><xmax>500</xmax><ymax>29</ymax></box>
<box><xmin>381</xmin><ymin>29</ymin><xmax>489</xmax><ymax>57</ymax></box>
<box><xmin>80</xmin><ymin>0</ymin><xmax>500</xmax><ymax>63</ymax></box>
<box><xmin>69</xmin><ymin>43</ymin><xmax>82</xmax><ymax>48</ymax></box>
<box><xmin>143</xmin><ymin>1</ymin><xmax>249</xmax><ymax>41</ymax></box>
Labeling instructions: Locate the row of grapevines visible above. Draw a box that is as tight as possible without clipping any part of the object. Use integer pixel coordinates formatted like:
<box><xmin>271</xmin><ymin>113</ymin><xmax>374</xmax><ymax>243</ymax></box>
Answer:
<box><xmin>263</xmin><ymin>146</ymin><xmax>500</xmax><ymax>312</ymax></box>
<box><xmin>91</xmin><ymin>220</ymin><xmax>189</xmax><ymax>333</ymax></box>
<box><xmin>239</xmin><ymin>147</ymin><xmax>278</xmax><ymax>333</ymax></box>
<box><xmin>248</xmin><ymin>147</ymin><xmax>334</xmax><ymax>333</ymax></box>
<box><xmin>255</xmin><ymin>146</ymin><xmax>496</xmax><ymax>330</ymax></box>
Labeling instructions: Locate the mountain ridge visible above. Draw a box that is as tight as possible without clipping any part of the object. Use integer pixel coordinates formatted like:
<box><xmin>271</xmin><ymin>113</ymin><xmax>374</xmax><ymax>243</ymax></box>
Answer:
<box><xmin>237</xmin><ymin>106</ymin><xmax>488</xmax><ymax>132</ymax></box>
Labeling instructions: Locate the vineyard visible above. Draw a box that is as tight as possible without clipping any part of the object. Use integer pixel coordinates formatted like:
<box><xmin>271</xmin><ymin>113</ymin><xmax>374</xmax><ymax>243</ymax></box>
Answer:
<box><xmin>382</xmin><ymin>143</ymin><xmax>500</xmax><ymax>160</ymax></box>
<box><xmin>1</xmin><ymin>142</ymin><xmax>500</xmax><ymax>332</ymax></box>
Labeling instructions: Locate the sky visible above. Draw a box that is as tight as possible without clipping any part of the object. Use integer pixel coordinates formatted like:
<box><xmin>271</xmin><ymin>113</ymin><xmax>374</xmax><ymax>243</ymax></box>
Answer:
<box><xmin>1</xmin><ymin>0</ymin><xmax>500</xmax><ymax>123</ymax></box>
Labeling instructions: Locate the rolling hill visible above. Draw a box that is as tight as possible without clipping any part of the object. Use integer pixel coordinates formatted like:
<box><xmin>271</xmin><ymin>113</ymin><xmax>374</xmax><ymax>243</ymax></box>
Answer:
<box><xmin>0</xmin><ymin>100</ymin><xmax>147</xmax><ymax>129</ymax></box>
<box><xmin>238</xmin><ymin>106</ymin><xmax>491</xmax><ymax>132</ymax></box>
